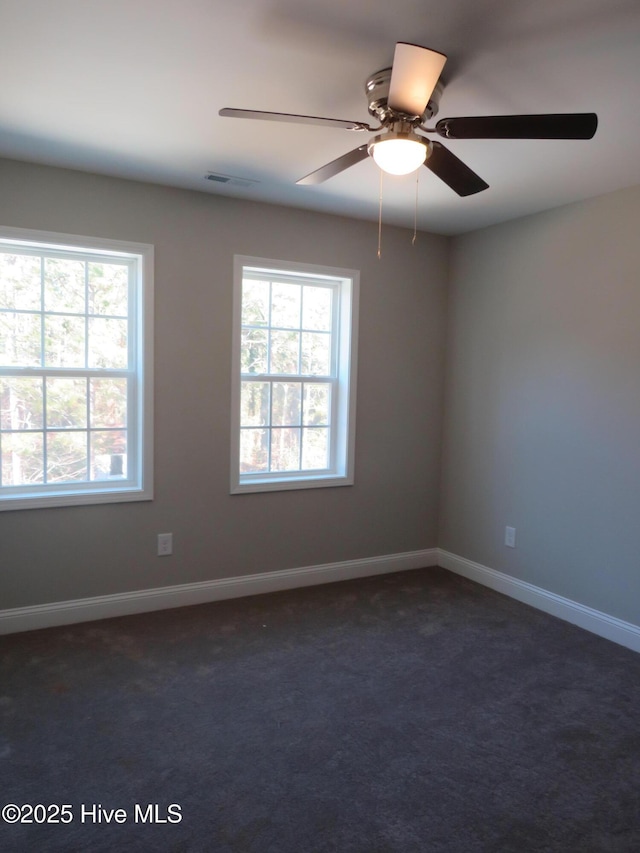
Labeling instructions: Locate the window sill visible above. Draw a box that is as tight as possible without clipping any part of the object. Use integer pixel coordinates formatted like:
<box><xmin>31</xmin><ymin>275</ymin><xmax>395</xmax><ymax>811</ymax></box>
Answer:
<box><xmin>231</xmin><ymin>473</ymin><xmax>353</xmax><ymax>494</ymax></box>
<box><xmin>0</xmin><ymin>486</ymin><xmax>153</xmax><ymax>512</ymax></box>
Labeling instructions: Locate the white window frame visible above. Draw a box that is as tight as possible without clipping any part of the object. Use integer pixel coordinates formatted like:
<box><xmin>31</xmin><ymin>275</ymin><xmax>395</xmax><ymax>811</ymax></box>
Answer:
<box><xmin>0</xmin><ymin>225</ymin><xmax>153</xmax><ymax>511</ymax></box>
<box><xmin>231</xmin><ymin>256</ymin><xmax>359</xmax><ymax>494</ymax></box>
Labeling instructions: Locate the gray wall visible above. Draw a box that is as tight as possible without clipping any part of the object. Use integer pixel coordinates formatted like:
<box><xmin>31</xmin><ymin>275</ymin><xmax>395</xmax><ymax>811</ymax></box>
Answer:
<box><xmin>0</xmin><ymin>158</ymin><xmax>448</xmax><ymax>609</ymax></box>
<box><xmin>5</xmin><ymin>155</ymin><xmax>639</xmax><ymax>630</ymax></box>
<box><xmin>440</xmin><ymin>185</ymin><xmax>640</xmax><ymax>625</ymax></box>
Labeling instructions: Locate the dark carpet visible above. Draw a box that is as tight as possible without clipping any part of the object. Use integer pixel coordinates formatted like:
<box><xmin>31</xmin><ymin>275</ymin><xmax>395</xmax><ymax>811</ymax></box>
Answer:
<box><xmin>2</xmin><ymin>566</ymin><xmax>640</xmax><ymax>852</ymax></box>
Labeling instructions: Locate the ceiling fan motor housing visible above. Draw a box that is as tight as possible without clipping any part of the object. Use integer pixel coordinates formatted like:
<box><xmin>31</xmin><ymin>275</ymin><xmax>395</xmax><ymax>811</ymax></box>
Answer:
<box><xmin>365</xmin><ymin>68</ymin><xmax>443</xmax><ymax>124</ymax></box>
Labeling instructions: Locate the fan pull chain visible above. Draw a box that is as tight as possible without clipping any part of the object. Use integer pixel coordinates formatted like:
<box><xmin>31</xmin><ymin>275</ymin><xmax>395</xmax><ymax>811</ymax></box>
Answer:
<box><xmin>377</xmin><ymin>169</ymin><xmax>383</xmax><ymax>259</ymax></box>
<box><xmin>412</xmin><ymin>170</ymin><xmax>419</xmax><ymax>245</ymax></box>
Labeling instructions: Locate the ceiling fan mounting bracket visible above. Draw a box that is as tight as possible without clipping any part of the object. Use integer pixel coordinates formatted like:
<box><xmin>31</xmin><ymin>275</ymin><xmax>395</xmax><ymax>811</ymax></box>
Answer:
<box><xmin>365</xmin><ymin>68</ymin><xmax>443</xmax><ymax>125</ymax></box>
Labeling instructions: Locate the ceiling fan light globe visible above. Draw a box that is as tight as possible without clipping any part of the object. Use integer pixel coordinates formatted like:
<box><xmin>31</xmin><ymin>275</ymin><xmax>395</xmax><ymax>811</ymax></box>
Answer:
<box><xmin>371</xmin><ymin>137</ymin><xmax>427</xmax><ymax>176</ymax></box>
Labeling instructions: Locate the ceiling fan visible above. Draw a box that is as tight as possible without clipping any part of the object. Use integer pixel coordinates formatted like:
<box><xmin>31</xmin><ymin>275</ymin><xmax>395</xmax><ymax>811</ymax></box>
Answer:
<box><xmin>219</xmin><ymin>42</ymin><xmax>598</xmax><ymax>198</ymax></box>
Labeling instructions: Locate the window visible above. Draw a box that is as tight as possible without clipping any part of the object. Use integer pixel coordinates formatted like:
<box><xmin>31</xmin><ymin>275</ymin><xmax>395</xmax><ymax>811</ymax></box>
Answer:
<box><xmin>231</xmin><ymin>256</ymin><xmax>359</xmax><ymax>493</ymax></box>
<box><xmin>0</xmin><ymin>226</ymin><xmax>153</xmax><ymax>510</ymax></box>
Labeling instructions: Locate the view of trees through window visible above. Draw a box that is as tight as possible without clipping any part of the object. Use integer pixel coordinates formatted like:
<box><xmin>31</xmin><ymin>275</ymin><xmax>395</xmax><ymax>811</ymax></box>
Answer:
<box><xmin>240</xmin><ymin>275</ymin><xmax>335</xmax><ymax>475</ymax></box>
<box><xmin>0</xmin><ymin>249</ymin><xmax>131</xmax><ymax>488</ymax></box>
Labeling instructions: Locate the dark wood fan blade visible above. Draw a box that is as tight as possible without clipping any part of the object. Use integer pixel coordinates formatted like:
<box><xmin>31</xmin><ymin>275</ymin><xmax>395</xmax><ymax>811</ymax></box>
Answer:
<box><xmin>436</xmin><ymin>113</ymin><xmax>598</xmax><ymax>140</ymax></box>
<box><xmin>297</xmin><ymin>145</ymin><xmax>370</xmax><ymax>185</ymax></box>
<box><xmin>425</xmin><ymin>141</ymin><xmax>489</xmax><ymax>196</ymax></box>
<box><xmin>387</xmin><ymin>43</ymin><xmax>447</xmax><ymax>117</ymax></box>
<box><xmin>219</xmin><ymin>108</ymin><xmax>372</xmax><ymax>132</ymax></box>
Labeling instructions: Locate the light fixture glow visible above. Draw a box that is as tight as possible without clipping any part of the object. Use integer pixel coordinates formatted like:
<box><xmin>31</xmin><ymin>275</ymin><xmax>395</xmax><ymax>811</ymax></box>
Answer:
<box><xmin>370</xmin><ymin>134</ymin><xmax>427</xmax><ymax>176</ymax></box>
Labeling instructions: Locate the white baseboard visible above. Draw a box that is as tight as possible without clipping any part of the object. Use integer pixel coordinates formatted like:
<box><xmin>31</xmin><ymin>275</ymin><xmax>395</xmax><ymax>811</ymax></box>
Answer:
<box><xmin>437</xmin><ymin>549</ymin><xmax>640</xmax><ymax>654</ymax></box>
<box><xmin>4</xmin><ymin>547</ymin><xmax>639</xmax><ymax>653</ymax></box>
<box><xmin>0</xmin><ymin>548</ymin><xmax>438</xmax><ymax>635</ymax></box>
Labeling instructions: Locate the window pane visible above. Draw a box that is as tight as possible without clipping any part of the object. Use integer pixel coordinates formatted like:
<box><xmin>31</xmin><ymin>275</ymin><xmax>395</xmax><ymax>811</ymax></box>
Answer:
<box><xmin>234</xmin><ymin>258</ymin><xmax>356</xmax><ymax>493</ymax></box>
<box><xmin>47</xmin><ymin>431</ymin><xmax>88</xmax><ymax>483</ymax></box>
<box><xmin>241</xmin><ymin>382</ymin><xmax>269</xmax><ymax>426</ymax></box>
<box><xmin>45</xmin><ymin>315</ymin><xmax>85</xmax><ymax>367</ymax></box>
<box><xmin>271</xmin><ymin>427</ymin><xmax>300</xmax><ymax>471</ymax></box>
<box><xmin>303</xmin><ymin>383</ymin><xmax>330</xmax><ymax>425</ymax></box>
<box><xmin>242</xmin><ymin>279</ymin><xmax>269</xmax><ymax>326</ymax></box>
<box><xmin>240</xmin><ymin>428</ymin><xmax>268</xmax><ymax>473</ymax></box>
<box><xmin>1</xmin><ymin>432</ymin><xmax>44</xmax><ymax>485</ymax></box>
<box><xmin>88</xmin><ymin>317</ymin><xmax>128</xmax><ymax>369</ymax></box>
<box><xmin>0</xmin><ymin>230</ymin><xmax>151</xmax><ymax>508</ymax></box>
<box><xmin>46</xmin><ymin>378</ymin><xmax>87</xmax><ymax>428</ymax></box>
<box><xmin>302</xmin><ymin>286</ymin><xmax>332</xmax><ymax>331</ymax></box>
<box><xmin>0</xmin><ymin>312</ymin><xmax>42</xmax><ymax>367</ymax></box>
<box><xmin>302</xmin><ymin>427</ymin><xmax>329</xmax><ymax>470</ymax></box>
<box><xmin>88</xmin><ymin>262</ymin><xmax>128</xmax><ymax>317</ymax></box>
<box><xmin>301</xmin><ymin>331</ymin><xmax>331</xmax><ymax>375</ymax></box>
<box><xmin>271</xmin><ymin>282</ymin><xmax>300</xmax><ymax>329</ymax></box>
<box><xmin>90</xmin><ymin>378</ymin><xmax>127</xmax><ymax>428</ymax></box>
<box><xmin>272</xmin><ymin>382</ymin><xmax>301</xmax><ymax>426</ymax></box>
<box><xmin>270</xmin><ymin>330</ymin><xmax>299</xmax><ymax>374</ymax></box>
<box><xmin>90</xmin><ymin>430</ymin><xmax>127</xmax><ymax>480</ymax></box>
<box><xmin>1</xmin><ymin>377</ymin><xmax>43</xmax><ymax>429</ymax></box>
<box><xmin>0</xmin><ymin>253</ymin><xmax>41</xmax><ymax>311</ymax></box>
<box><xmin>44</xmin><ymin>257</ymin><xmax>85</xmax><ymax>314</ymax></box>
<box><xmin>241</xmin><ymin>329</ymin><xmax>268</xmax><ymax>374</ymax></box>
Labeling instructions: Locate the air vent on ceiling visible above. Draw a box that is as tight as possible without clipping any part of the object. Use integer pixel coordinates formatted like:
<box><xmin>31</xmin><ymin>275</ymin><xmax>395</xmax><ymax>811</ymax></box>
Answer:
<box><xmin>204</xmin><ymin>172</ymin><xmax>258</xmax><ymax>188</ymax></box>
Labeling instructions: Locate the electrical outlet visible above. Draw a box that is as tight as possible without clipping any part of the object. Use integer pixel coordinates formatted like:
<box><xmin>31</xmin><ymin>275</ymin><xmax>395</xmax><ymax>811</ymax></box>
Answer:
<box><xmin>157</xmin><ymin>533</ymin><xmax>173</xmax><ymax>556</ymax></box>
<box><xmin>505</xmin><ymin>526</ymin><xmax>516</xmax><ymax>548</ymax></box>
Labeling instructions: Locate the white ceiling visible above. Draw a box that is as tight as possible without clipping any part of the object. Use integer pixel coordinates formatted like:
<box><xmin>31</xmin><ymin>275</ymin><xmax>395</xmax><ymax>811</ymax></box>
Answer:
<box><xmin>1</xmin><ymin>0</ymin><xmax>639</xmax><ymax>235</ymax></box>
